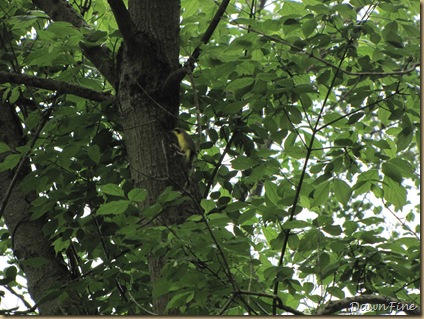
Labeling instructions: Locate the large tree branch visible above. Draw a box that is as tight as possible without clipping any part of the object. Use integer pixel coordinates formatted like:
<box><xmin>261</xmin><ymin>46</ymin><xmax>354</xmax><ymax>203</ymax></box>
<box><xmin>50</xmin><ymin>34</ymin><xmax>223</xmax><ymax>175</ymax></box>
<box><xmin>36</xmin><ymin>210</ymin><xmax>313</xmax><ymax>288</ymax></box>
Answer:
<box><xmin>189</xmin><ymin>0</ymin><xmax>231</xmax><ymax>66</ymax></box>
<box><xmin>316</xmin><ymin>295</ymin><xmax>421</xmax><ymax>315</ymax></box>
<box><xmin>107</xmin><ymin>0</ymin><xmax>137</xmax><ymax>42</ymax></box>
<box><xmin>161</xmin><ymin>0</ymin><xmax>231</xmax><ymax>93</ymax></box>
<box><xmin>0</xmin><ymin>72</ymin><xmax>112</xmax><ymax>102</ymax></box>
<box><xmin>32</xmin><ymin>0</ymin><xmax>116</xmax><ymax>87</ymax></box>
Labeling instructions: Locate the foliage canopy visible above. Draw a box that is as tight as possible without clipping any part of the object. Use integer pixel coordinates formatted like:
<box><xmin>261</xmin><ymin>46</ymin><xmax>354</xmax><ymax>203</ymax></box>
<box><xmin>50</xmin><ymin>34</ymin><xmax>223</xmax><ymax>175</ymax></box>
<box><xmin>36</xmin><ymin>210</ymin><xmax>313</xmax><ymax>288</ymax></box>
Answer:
<box><xmin>0</xmin><ymin>0</ymin><xmax>420</xmax><ymax>315</ymax></box>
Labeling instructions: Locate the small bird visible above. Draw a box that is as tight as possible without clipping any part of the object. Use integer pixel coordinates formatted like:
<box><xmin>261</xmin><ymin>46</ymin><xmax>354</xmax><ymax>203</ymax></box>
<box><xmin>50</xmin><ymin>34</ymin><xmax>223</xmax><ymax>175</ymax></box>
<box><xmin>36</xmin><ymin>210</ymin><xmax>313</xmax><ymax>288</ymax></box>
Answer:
<box><xmin>171</xmin><ymin>127</ymin><xmax>196</xmax><ymax>168</ymax></box>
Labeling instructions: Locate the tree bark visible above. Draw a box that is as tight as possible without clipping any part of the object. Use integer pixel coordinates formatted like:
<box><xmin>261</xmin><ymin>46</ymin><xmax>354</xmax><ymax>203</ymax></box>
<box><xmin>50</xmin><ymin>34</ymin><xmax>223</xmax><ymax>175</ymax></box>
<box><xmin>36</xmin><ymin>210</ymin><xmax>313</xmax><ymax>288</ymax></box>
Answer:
<box><xmin>114</xmin><ymin>0</ymin><xmax>200</xmax><ymax>313</ymax></box>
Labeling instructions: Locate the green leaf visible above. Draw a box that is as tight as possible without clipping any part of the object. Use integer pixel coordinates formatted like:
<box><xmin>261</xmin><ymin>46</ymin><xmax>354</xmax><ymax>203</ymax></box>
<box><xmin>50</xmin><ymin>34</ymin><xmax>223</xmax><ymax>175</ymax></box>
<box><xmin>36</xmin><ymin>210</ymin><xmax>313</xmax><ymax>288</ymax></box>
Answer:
<box><xmin>264</xmin><ymin>181</ymin><xmax>279</xmax><ymax>206</ymax></box>
<box><xmin>389</xmin><ymin>158</ymin><xmax>416</xmax><ymax>178</ymax></box>
<box><xmin>0</xmin><ymin>154</ymin><xmax>21</xmax><ymax>172</ymax></box>
<box><xmin>5</xmin><ymin>266</ymin><xmax>17</xmax><ymax>280</ymax></box>
<box><xmin>226</xmin><ymin>77</ymin><xmax>254</xmax><ymax>92</ymax></box>
<box><xmin>97</xmin><ymin>200</ymin><xmax>130</xmax><ymax>215</ymax></box>
<box><xmin>373</xmin><ymin>140</ymin><xmax>391</xmax><ymax>150</ymax></box>
<box><xmin>282</xmin><ymin>220</ymin><xmax>313</xmax><ymax>229</ymax></box>
<box><xmin>311</xmin><ymin>182</ymin><xmax>330</xmax><ymax>208</ymax></box>
<box><xmin>166</xmin><ymin>291</ymin><xmax>194</xmax><ymax>311</ymax></box>
<box><xmin>381</xmin><ymin>162</ymin><xmax>403</xmax><ymax>183</ymax></box>
<box><xmin>128</xmin><ymin>188</ymin><xmax>148</xmax><ymax>202</ymax></box>
<box><xmin>322</xmin><ymin>224</ymin><xmax>342</xmax><ymax>236</ymax></box>
<box><xmin>0</xmin><ymin>142</ymin><xmax>11</xmax><ymax>154</ymax></box>
<box><xmin>86</xmin><ymin>145</ymin><xmax>101</xmax><ymax>164</ymax></box>
<box><xmin>382</xmin><ymin>177</ymin><xmax>406</xmax><ymax>210</ymax></box>
<box><xmin>226</xmin><ymin>201</ymin><xmax>247</xmax><ymax>212</ymax></box>
<box><xmin>333</xmin><ymin>179</ymin><xmax>352</xmax><ymax>205</ymax></box>
<box><xmin>334</xmin><ymin>138</ymin><xmax>353</xmax><ymax>147</ymax></box>
<box><xmin>200</xmin><ymin>199</ymin><xmax>215</xmax><ymax>214</ymax></box>
<box><xmin>302</xmin><ymin>19</ymin><xmax>317</xmax><ymax>38</ymax></box>
<box><xmin>316</xmin><ymin>69</ymin><xmax>331</xmax><ymax>85</ymax></box>
<box><xmin>142</xmin><ymin>203</ymin><xmax>162</xmax><ymax>219</ymax></box>
<box><xmin>347</xmin><ymin>112</ymin><xmax>365</xmax><ymax>124</ymax></box>
<box><xmin>262</xmin><ymin>226</ymin><xmax>277</xmax><ymax>244</ymax></box>
<box><xmin>396</xmin><ymin>126</ymin><xmax>413</xmax><ymax>152</ymax></box>
<box><xmin>157</xmin><ymin>187</ymin><xmax>181</xmax><ymax>204</ymax></box>
<box><xmin>100</xmin><ymin>184</ymin><xmax>125</xmax><ymax>197</ymax></box>
<box><xmin>298</xmin><ymin>229</ymin><xmax>322</xmax><ymax>252</ymax></box>
<box><xmin>231</xmin><ymin>156</ymin><xmax>257</xmax><ymax>170</ymax></box>
<box><xmin>19</xmin><ymin>257</ymin><xmax>49</xmax><ymax>267</ymax></box>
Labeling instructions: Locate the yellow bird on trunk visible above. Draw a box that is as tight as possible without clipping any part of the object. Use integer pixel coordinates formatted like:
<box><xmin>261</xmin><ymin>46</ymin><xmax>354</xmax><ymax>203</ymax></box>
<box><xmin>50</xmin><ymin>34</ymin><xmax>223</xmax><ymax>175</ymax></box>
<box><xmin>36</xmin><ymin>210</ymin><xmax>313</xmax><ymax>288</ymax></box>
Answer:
<box><xmin>171</xmin><ymin>128</ymin><xmax>196</xmax><ymax>168</ymax></box>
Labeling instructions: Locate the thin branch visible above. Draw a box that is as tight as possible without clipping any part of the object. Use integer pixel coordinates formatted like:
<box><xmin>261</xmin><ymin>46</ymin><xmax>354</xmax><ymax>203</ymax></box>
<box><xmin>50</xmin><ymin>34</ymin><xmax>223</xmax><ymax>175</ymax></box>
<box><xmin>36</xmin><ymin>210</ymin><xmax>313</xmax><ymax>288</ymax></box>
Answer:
<box><xmin>317</xmin><ymin>91</ymin><xmax>398</xmax><ymax>132</ymax></box>
<box><xmin>394</xmin><ymin>277</ymin><xmax>421</xmax><ymax>294</ymax></box>
<box><xmin>272</xmin><ymin>35</ymin><xmax>351</xmax><ymax>315</ymax></box>
<box><xmin>203</xmin><ymin>130</ymin><xmax>237</xmax><ymax>198</ymax></box>
<box><xmin>218</xmin><ymin>294</ymin><xmax>236</xmax><ymax>315</ymax></box>
<box><xmin>382</xmin><ymin>199</ymin><xmax>420</xmax><ymax>240</ymax></box>
<box><xmin>107</xmin><ymin>0</ymin><xmax>136</xmax><ymax>42</ymax></box>
<box><xmin>186</xmin><ymin>70</ymin><xmax>201</xmax><ymax>148</ymax></box>
<box><xmin>0</xmin><ymin>305</ymin><xmax>37</xmax><ymax>315</ymax></box>
<box><xmin>238</xmin><ymin>290</ymin><xmax>304</xmax><ymax>315</ymax></box>
<box><xmin>3</xmin><ymin>285</ymin><xmax>34</xmax><ymax>309</ymax></box>
<box><xmin>316</xmin><ymin>295</ymin><xmax>421</xmax><ymax>315</ymax></box>
<box><xmin>0</xmin><ymin>71</ymin><xmax>112</xmax><ymax>102</ymax></box>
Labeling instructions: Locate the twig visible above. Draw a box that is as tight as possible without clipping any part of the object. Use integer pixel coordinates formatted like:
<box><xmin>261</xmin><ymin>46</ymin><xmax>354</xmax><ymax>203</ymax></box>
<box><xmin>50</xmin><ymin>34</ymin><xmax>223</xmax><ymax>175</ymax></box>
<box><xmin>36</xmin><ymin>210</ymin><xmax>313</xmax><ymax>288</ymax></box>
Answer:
<box><xmin>272</xmin><ymin>33</ymin><xmax>351</xmax><ymax>315</ymax></box>
<box><xmin>317</xmin><ymin>91</ymin><xmax>398</xmax><ymax>132</ymax></box>
<box><xmin>186</xmin><ymin>69</ymin><xmax>201</xmax><ymax>147</ymax></box>
<box><xmin>203</xmin><ymin>130</ymin><xmax>237</xmax><ymax>198</ymax></box>
<box><xmin>3</xmin><ymin>285</ymin><xmax>34</xmax><ymax>309</ymax></box>
<box><xmin>382</xmin><ymin>199</ymin><xmax>420</xmax><ymax>240</ymax></box>
<box><xmin>238</xmin><ymin>290</ymin><xmax>304</xmax><ymax>315</ymax></box>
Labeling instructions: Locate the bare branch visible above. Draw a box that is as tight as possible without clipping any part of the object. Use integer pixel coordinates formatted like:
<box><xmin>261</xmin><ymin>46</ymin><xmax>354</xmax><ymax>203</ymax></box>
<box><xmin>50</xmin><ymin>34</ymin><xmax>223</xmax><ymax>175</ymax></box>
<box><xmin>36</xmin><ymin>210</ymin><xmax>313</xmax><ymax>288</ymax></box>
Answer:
<box><xmin>0</xmin><ymin>71</ymin><xmax>112</xmax><ymax>102</ymax></box>
<box><xmin>32</xmin><ymin>0</ymin><xmax>116</xmax><ymax>86</ymax></box>
<box><xmin>107</xmin><ymin>0</ymin><xmax>136</xmax><ymax>42</ymax></box>
<box><xmin>317</xmin><ymin>295</ymin><xmax>421</xmax><ymax>315</ymax></box>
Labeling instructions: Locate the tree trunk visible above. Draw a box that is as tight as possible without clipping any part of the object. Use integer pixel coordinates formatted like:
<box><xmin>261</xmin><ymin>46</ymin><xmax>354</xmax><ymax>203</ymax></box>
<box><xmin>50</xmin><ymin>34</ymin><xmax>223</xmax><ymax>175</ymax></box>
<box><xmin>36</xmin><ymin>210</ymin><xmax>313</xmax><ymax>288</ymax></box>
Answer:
<box><xmin>115</xmin><ymin>0</ymin><xmax>199</xmax><ymax>314</ymax></box>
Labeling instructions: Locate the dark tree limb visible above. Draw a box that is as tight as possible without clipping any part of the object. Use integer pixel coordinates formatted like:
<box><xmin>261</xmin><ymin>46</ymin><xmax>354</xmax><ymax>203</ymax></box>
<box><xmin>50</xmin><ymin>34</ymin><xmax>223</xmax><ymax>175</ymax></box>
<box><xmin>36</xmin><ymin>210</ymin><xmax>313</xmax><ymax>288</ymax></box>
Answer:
<box><xmin>107</xmin><ymin>0</ymin><xmax>137</xmax><ymax>42</ymax></box>
<box><xmin>32</xmin><ymin>0</ymin><xmax>116</xmax><ymax>86</ymax></box>
<box><xmin>317</xmin><ymin>295</ymin><xmax>421</xmax><ymax>315</ymax></box>
<box><xmin>189</xmin><ymin>0</ymin><xmax>231</xmax><ymax>65</ymax></box>
<box><xmin>161</xmin><ymin>0</ymin><xmax>231</xmax><ymax>93</ymax></box>
<box><xmin>0</xmin><ymin>71</ymin><xmax>112</xmax><ymax>102</ymax></box>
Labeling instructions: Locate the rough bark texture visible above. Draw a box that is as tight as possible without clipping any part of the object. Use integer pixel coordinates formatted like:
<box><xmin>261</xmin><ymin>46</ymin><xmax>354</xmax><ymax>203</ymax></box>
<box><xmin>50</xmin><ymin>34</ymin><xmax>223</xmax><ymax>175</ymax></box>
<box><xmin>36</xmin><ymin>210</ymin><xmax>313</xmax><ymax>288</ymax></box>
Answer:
<box><xmin>115</xmin><ymin>1</ymin><xmax>200</xmax><ymax>313</ymax></box>
<box><xmin>0</xmin><ymin>104</ymin><xmax>87</xmax><ymax>315</ymax></box>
